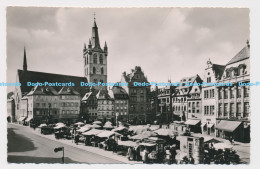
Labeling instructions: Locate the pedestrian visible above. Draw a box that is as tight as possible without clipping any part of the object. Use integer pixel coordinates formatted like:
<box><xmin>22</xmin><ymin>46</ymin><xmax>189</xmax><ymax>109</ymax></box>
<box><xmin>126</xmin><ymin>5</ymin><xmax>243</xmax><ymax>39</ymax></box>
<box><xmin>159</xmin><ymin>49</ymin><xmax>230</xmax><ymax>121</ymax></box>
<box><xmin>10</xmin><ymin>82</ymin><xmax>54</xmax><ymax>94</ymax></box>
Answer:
<box><xmin>127</xmin><ymin>147</ymin><xmax>133</xmax><ymax>161</ymax></box>
<box><xmin>143</xmin><ymin>148</ymin><xmax>149</xmax><ymax>163</ymax></box>
<box><xmin>132</xmin><ymin>147</ymin><xmax>136</xmax><ymax>161</ymax></box>
<box><xmin>135</xmin><ymin>145</ymin><xmax>141</xmax><ymax>161</ymax></box>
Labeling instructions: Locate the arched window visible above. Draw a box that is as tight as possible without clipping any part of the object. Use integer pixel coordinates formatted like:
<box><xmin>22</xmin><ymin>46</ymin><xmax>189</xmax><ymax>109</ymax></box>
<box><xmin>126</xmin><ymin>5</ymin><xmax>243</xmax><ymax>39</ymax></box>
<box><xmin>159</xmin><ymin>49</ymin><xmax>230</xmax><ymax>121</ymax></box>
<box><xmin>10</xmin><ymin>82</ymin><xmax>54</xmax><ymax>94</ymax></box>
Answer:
<box><xmin>87</xmin><ymin>56</ymin><xmax>88</xmax><ymax>64</ymax></box>
<box><xmin>86</xmin><ymin>68</ymin><xmax>88</xmax><ymax>75</ymax></box>
<box><xmin>85</xmin><ymin>57</ymin><xmax>87</xmax><ymax>65</ymax></box>
<box><xmin>93</xmin><ymin>54</ymin><xmax>97</xmax><ymax>64</ymax></box>
<box><xmin>93</xmin><ymin>67</ymin><xmax>96</xmax><ymax>74</ymax></box>
<box><xmin>101</xmin><ymin>67</ymin><xmax>104</xmax><ymax>75</ymax></box>
<box><xmin>99</xmin><ymin>55</ymin><xmax>103</xmax><ymax>64</ymax></box>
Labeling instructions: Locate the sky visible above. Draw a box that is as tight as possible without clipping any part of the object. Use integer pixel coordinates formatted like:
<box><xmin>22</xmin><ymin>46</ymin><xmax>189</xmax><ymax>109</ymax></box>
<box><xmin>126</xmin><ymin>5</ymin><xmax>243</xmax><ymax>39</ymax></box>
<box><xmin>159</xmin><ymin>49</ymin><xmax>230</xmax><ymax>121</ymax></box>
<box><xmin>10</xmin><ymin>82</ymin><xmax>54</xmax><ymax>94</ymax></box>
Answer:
<box><xmin>6</xmin><ymin>7</ymin><xmax>249</xmax><ymax>92</ymax></box>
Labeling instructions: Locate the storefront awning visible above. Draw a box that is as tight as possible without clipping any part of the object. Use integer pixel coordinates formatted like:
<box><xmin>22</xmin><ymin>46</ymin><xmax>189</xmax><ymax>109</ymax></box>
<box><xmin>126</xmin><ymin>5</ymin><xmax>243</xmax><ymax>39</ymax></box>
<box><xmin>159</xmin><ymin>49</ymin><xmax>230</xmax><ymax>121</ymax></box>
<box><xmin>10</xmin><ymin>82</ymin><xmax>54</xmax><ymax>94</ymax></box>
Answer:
<box><xmin>201</xmin><ymin>122</ymin><xmax>207</xmax><ymax>127</ymax></box>
<box><xmin>208</xmin><ymin>123</ymin><xmax>214</xmax><ymax>128</ymax></box>
<box><xmin>216</xmin><ymin>120</ymin><xmax>242</xmax><ymax>132</ymax></box>
<box><xmin>184</xmin><ymin>119</ymin><xmax>200</xmax><ymax>126</ymax></box>
<box><xmin>18</xmin><ymin>116</ymin><xmax>26</xmax><ymax>121</ymax></box>
<box><xmin>25</xmin><ymin>116</ymin><xmax>33</xmax><ymax>122</ymax></box>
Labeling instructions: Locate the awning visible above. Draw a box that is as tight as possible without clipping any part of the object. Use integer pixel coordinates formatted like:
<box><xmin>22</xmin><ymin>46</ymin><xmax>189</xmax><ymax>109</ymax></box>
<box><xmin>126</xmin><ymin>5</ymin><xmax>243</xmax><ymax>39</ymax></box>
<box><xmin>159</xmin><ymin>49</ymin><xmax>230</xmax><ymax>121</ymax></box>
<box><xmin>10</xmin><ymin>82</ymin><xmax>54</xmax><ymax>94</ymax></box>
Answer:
<box><xmin>112</xmin><ymin>126</ymin><xmax>126</xmax><ymax>132</ymax></box>
<box><xmin>208</xmin><ymin>123</ymin><xmax>214</xmax><ymax>128</ymax></box>
<box><xmin>118</xmin><ymin>140</ymin><xmax>137</xmax><ymax>147</ymax></box>
<box><xmin>97</xmin><ymin>131</ymin><xmax>121</xmax><ymax>138</ymax></box>
<box><xmin>139</xmin><ymin>142</ymin><xmax>156</xmax><ymax>147</ymax></box>
<box><xmin>201</xmin><ymin>123</ymin><xmax>207</xmax><ymax>127</ymax></box>
<box><xmin>25</xmin><ymin>116</ymin><xmax>33</xmax><ymax>122</ymax></box>
<box><xmin>82</xmin><ymin>129</ymin><xmax>103</xmax><ymax>136</ymax></box>
<box><xmin>185</xmin><ymin>119</ymin><xmax>200</xmax><ymax>126</ymax></box>
<box><xmin>216</xmin><ymin>120</ymin><xmax>242</xmax><ymax>132</ymax></box>
<box><xmin>18</xmin><ymin>117</ymin><xmax>26</xmax><ymax>121</ymax></box>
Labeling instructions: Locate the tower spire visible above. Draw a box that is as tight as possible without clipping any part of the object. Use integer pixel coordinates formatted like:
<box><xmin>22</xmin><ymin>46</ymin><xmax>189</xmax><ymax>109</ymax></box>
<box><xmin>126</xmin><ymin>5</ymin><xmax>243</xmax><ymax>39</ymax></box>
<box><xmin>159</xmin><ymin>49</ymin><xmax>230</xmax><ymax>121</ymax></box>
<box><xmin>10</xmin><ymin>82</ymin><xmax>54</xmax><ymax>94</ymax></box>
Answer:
<box><xmin>23</xmin><ymin>46</ymin><xmax>27</xmax><ymax>72</ymax></box>
<box><xmin>91</xmin><ymin>13</ymin><xmax>101</xmax><ymax>49</ymax></box>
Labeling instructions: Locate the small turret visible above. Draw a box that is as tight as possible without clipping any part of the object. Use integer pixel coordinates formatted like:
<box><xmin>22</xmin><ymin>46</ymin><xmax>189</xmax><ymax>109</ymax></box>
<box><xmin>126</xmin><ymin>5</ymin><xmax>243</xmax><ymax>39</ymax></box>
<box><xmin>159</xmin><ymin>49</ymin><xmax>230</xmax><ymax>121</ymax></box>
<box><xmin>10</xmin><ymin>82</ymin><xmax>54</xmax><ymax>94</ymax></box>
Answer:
<box><xmin>83</xmin><ymin>43</ymin><xmax>87</xmax><ymax>53</ymax></box>
<box><xmin>23</xmin><ymin>46</ymin><xmax>27</xmax><ymax>72</ymax></box>
<box><xmin>88</xmin><ymin>39</ymin><xmax>92</xmax><ymax>49</ymax></box>
<box><xmin>104</xmin><ymin>41</ymin><xmax>108</xmax><ymax>56</ymax></box>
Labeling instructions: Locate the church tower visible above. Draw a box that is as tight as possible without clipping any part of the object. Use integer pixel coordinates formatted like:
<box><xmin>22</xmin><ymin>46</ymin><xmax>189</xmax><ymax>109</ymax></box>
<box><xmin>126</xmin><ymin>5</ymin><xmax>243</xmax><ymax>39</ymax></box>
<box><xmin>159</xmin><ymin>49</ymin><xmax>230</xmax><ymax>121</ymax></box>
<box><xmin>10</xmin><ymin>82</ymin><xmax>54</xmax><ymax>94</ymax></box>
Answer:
<box><xmin>83</xmin><ymin>16</ymin><xmax>108</xmax><ymax>90</ymax></box>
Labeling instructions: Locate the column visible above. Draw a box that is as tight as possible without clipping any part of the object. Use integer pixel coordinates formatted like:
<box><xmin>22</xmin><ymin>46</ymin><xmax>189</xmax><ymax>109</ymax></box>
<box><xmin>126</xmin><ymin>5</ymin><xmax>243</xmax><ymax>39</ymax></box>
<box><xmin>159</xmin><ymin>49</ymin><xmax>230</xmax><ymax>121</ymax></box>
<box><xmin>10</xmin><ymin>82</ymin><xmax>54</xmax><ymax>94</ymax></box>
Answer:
<box><xmin>227</xmin><ymin>86</ymin><xmax>231</xmax><ymax>118</ymax></box>
<box><xmin>241</xmin><ymin>86</ymin><xmax>245</xmax><ymax>117</ymax></box>
<box><xmin>234</xmin><ymin>84</ymin><xmax>237</xmax><ymax>117</ymax></box>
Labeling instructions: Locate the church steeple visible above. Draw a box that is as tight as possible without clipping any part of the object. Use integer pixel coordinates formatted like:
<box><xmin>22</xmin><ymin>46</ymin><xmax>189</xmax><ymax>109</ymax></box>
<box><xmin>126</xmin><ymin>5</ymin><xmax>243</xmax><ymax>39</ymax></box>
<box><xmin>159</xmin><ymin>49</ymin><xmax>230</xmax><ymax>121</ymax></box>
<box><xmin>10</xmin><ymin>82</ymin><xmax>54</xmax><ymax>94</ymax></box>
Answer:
<box><xmin>91</xmin><ymin>15</ymin><xmax>101</xmax><ymax>49</ymax></box>
<box><xmin>23</xmin><ymin>47</ymin><xmax>27</xmax><ymax>72</ymax></box>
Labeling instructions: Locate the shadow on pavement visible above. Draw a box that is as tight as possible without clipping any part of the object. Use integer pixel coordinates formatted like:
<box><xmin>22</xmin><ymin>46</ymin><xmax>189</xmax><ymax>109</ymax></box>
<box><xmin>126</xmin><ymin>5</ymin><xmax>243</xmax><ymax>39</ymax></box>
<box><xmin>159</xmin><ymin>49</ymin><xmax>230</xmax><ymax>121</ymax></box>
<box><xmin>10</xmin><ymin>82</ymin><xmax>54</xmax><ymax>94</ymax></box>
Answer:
<box><xmin>8</xmin><ymin>155</ymin><xmax>80</xmax><ymax>163</ymax></box>
<box><xmin>7</xmin><ymin>128</ymin><xmax>37</xmax><ymax>153</ymax></box>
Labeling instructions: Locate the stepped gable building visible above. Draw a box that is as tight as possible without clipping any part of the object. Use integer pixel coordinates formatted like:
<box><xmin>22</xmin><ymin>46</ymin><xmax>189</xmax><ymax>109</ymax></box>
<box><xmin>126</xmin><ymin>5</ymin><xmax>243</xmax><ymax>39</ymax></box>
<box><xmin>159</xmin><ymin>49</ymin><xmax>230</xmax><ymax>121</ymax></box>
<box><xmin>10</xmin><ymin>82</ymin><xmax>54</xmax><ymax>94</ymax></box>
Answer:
<box><xmin>81</xmin><ymin>86</ymin><xmax>98</xmax><ymax>122</ymax></box>
<box><xmin>109</xmin><ymin>86</ymin><xmax>129</xmax><ymax>122</ymax></box>
<box><xmin>201</xmin><ymin>59</ymin><xmax>226</xmax><ymax>136</ymax></box>
<box><xmin>96</xmin><ymin>88</ymin><xmax>115</xmax><ymax>123</ymax></box>
<box><xmin>121</xmin><ymin>66</ymin><xmax>151</xmax><ymax>124</ymax></box>
<box><xmin>172</xmin><ymin>75</ymin><xmax>202</xmax><ymax>122</ymax></box>
<box><xmin>215</xmin><ymin>41</ymin><xmax>250</xmax><ymax>143</ymax></box>
<box><xmin>157</xmin><ymin>82</ymin><xmax>176</xmax><ymax>124</ymax></box>
<box><xmin>83</xmin><ymin>18</ymin><xmax>108</xmax><ymax>90</ymax></box>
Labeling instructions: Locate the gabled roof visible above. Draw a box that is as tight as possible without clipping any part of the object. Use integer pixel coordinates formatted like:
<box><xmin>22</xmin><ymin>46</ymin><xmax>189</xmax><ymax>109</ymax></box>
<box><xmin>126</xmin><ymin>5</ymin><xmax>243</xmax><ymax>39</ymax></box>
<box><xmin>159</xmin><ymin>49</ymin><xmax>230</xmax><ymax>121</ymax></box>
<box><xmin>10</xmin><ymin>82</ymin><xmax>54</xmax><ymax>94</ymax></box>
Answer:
<box><xmin>27</xmin><ymin>86</ymin><xmax>58</xmax><ymax>96</ymax></box>
<box><xmin>212</xmin><ymin>64</ymin><xmax>226</xmax><ymax>79</ymax></box>
<box><xmin>17</xmin><ymin>70</ymin><xmax>88</xmax><ymax>97</ymax></box>
<box><xmin>96</xmin><ymin>89</ymin><xmax>112</xmax><ymax>100</ymax></box>
<box><xmin>58</xmin><ymin>86</ymin><xmax>79</xmax><ymax>95</ymax></box>
<box><xmin>82</xmin><ymin>92</ymin><xmax>96</xmax><ymax>101</ymax></box>
<box><xmin>226</xmin><ymin>45</ymin><xmax>250</xmax><ymax>66</ymax></box>
<box><xmin>110</xmin><ymin>86</ymin><xmax>128</xmax><ymax>99</ymax></box>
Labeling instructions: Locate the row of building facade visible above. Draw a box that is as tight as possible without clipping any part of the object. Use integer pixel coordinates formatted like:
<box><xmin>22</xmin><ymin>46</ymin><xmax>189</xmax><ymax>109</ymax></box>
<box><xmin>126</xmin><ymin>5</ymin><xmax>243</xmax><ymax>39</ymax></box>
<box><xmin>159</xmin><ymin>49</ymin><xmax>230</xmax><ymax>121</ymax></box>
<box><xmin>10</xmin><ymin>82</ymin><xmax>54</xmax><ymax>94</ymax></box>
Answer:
<box><xmin>7</xmin><ymin>18</ymin><xmax>250</xmax><ymax>143</ymax></box>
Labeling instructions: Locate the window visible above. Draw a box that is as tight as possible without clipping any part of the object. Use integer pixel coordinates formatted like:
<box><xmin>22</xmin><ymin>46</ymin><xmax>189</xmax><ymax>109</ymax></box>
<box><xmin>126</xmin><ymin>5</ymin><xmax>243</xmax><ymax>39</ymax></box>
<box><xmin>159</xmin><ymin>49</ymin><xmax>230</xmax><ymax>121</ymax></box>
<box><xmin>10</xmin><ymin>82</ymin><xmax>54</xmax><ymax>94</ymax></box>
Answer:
<box><xmin>188</xmin><ymin>102</ymin><xmax>191</xmax><ymax>107</ymax></box>
<box><xmin>101</xmin><ymin>67</ymin><xmax>104</xmax><ymax>75</ymax></box>
<box><xmin>244</xmin><ymin>102</ymin><xmax>250</xmax><ymax>117</ymax></box>
<box><xmin>204</xmin><ymin>90</ymin><xmax>209</xmax><ymax>99</ymax></box>
<box><xmin>237</xmin><ymin>88</ymin><xmax>242</xmax><ymax>98</ymax></box>
<box><xmin>196</xmin><ymin>102</ymin><xmax>199</xmax><ymax>107</ymax></box>
<box><xmin>224</xmin><ymin>88</ymin><xmax>228</xmax><ymax>99</ymax></box>
<box><xmin>99</xmin><ymin>55</ymin><xmax>103</xmax><ymax>64</ymax></box>
<box><xmin>230</xmin><ymin>103</ymin><xmax>235</xmax><ymax>117</ymax></box>
<box><xmin>231</xmin><ymin>89</ymin><xmax>235</xmax><ymax>98</ymax></box>
<box><xmin>36</xmin><ymin>103</ymin><xmax>40</xmax><ymax>107</ymax></box>
<box><xmin>210</xmin><ymin>106</ymin><xmax>214</xmax><ymax>115</ymax></box>
<box><xmin>218</xmin><ymin>103</ymin><xmax>223</xmax><ymax>117</ymax></box>
<box><xmin>224</xmin><ymin>103</ymin><xmax>228</xmax><ymax>117</ymax></box>
<box><xmin>207</xmin><ymin>77</ymin><xmax>211</xmax><ymax>83</ymax></box>
<box><xmin>93</xmin><ymin>54</ymin><xmax>97</xmax><ymax>64</ymax></box>
<box><xmin>62</xmin><ymin>110</ymin><xmax>65</xmax><ymax>114</ymax></box>
<box><xmin>237</xmin><ymin>103</ymin><xmax>241</xmax><ymax>117</ymax></box>
<box><xmin>93</xmin><ymin>67</ymin><xmax>96</xmax><ymax>74</ymax></box>
<box><xmin>42</xmin><ymin>103</ymin><xmax>46</xmax><ymax>107</ymax></box>
<box><xmin>244</xmin><ymin>87</ymin><xmax>250</xmax><ymax>97</ymax></box>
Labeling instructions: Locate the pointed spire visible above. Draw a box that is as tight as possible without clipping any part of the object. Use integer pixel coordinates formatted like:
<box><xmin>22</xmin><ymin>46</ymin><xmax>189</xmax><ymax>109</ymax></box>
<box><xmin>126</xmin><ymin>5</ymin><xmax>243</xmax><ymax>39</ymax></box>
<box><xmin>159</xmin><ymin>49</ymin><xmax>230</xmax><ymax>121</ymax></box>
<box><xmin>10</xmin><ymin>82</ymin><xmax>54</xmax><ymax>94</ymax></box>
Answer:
<box><xmin>247</xmin><ymin>40</ymin><xmax>250</xmax><ymax>48</ymax></box>
<box><xmin>84</xmin><ymin>43</ymin><xmax>86</xmax><ymax>49</ymax></box>
<box><xmin>91</xmin><ymin>14</ymin><xmax>101</xmax><ymax>49</ymax></box>
<box><xmin>23</xmin><ymin>46</ymin><xmax>27</xmax><ymax>72</ymax></box>
<box><xmin>88</xmin><ymin>39</ymin><xmax>92</xmax><ymax>49</ymax></box>
<box><xmin>104</xmin><ymin>41</ymin><xmax>108</xmax><ymax>53</ymax></box>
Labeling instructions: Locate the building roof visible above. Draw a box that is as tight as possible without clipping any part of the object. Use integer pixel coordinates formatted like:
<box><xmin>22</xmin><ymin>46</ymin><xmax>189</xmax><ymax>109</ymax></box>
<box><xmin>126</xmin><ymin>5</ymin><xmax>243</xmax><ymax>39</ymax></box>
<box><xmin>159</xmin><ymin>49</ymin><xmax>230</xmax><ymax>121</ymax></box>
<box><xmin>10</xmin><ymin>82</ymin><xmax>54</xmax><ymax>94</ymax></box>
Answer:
<box><xmin>96</xmin><ymin>88</ymin><xmax>112</xmax><ymax>100</ymax></box>
<box><xmin>212</xmin><ymin>64</ymin><xmax>226</xmax><ymax>79</ymax></box>
<box><xmin>17</xmin><ymin>69</ymin><xmax>89</xmax><ymax>97</ymax></box>
<box><xmin>226</xmin><ymin>44</ymin><xmax>250</xmax><ymax>66</ymax></box>
<box><xmin>27</xmin><ymin>86</ymin><xmax>58</xmax><ymax>96</ymax></box>
<box><xmin>58</xmin><ymin>86</ymin><xmax>80</xmax><ymax>95</ymax></box>
<box><xmin>110</xmin><ymin>86</ymin><xmax>129</xmax><ymax>99</ymax></box>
